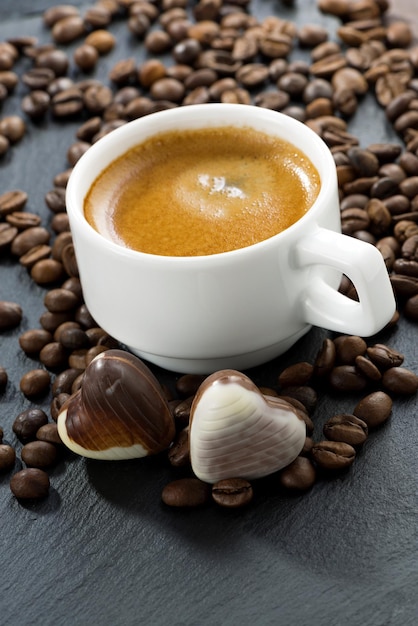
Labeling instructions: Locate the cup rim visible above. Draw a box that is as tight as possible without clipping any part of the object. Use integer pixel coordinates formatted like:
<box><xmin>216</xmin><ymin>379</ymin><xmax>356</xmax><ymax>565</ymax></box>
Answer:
<box><xmin>66</xmin><ymin>103</ymin><xmax>338</xmax><ymax>264</ymax></box>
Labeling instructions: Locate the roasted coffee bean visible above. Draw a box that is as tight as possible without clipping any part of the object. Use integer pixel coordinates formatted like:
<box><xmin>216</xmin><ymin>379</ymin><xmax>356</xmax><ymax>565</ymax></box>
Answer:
<box><xmin>354</xmin><ymin>355</ymin><xmax>382</xmax><ymax>381</ymax></box>
<box><xmin>393</xmin><ymin>258</ymin><xmax>418</xmax><ymax>277</ymax></box>
<box><xmin>254</xmin><ymin>90</ymin><xmax>290</xmax><ymax>111</ymax></box>
<box><xmin>0</xmin><ymin>115</ymin><xmax>25</xmax><ymax>143</ymax></box>
<box><xmin>277</xmin><ymin>396</ymin><xmax>313</xmax><ymax>434</ymax></box>
<box><xmin>11</xmin><ymin>226</ymin><xmax>50</xmax><ymax>257</ymax></box>
<box><xmin>52</xmin><ymin>16</ymin><xmax>85</xmax><ymax>44</ymax></box>
<box><xmin>366</xmin><ymin>198</ymin><xmax>392</xmax><ymax>236</ymax></box>
<box><xmin>74</xmin><ymin>304</ymin><xmax>96</xmax><ymax>329</ymax></box>
<box><xmin>183</xmin><ymin>86</ymin><xmax>210</xmax><ymax>105</ymax></box>
<box><xmin>323</xmin><ymin>414</ymin><xmax>368</xmax><ymax>446</ymax></box>
<box><xmin>85</xmin><ymin>345</ymin><xmax>108</xmax><ymax>365</ymax></box>
<box><xmin>84</xmin><ymin>5</ymin><xmax>112</xmax><ymax>29</ymax></box>
<box><xmin>44</xmin><ymin>288</ymin><xmax>79</xmax><ymax>313</ymax></box>
<box><xmin>232</xmin><ymin>36</ymin><xmax>258</xmax><ymax>63</ymax></box>
<box><xmin>61</xmin><ymin>277</ymin><xmax>83</xmax><ymax>300</ymax></box>
<box><xmin>40</xmin><ymin>310</ymin><xmax>74</xmax><ymax>333</ymax></box>
<box><xmin>39</xmin><ymin>342</ymin><xmax>68</xmax><ymax>369</ymax></box>
<box><xmin>173</xmin><ymin>395</ymin><xmax>194</xmax><ymax>425</ymax></box>
<box><xmin>381</xmin><ymin>367</ymin><xmax>418</xmax><ymax>395</ymax></box>
<box><xmin>36</xmin><ymin>48</ymin><xmax>69</xmax><ymax>76</ymax></box>
<box><xmin>404</xmin><ymin>294</ymin><xmax>418</xmax><ymax>320</ymax></box>
<box><xmin>13</xmin><ymin>408</ymin><xmax>48</xmax><ymax>443</ymax></box>
<box><xmin>6</xmin><ymin>212</ymin><xmax>41</xmax><ymax>230</ymax></box>
<box><xmin>366</xmin><ymin>344</ymin><xmax>404</xmax><ymax>369</ymax></box>
<box><xmin>0</xmin><ymin>367</ymin><xmax>7</xmax><ymax>391</ymax></box>
<box><xmin>167</xmin><ymin>427</ymin><xmax>190</xmax><ymax>467</ymax></box>
<box><xmin>51</xmin><ymin>87</ymin><xmax>84</xmax><ymax>117</ymax></box>
<box><xmin>0</xmin><ymin>444</ymin><xmax>16</xmax><ymax>471</ymax></box>
<box><xmin>22</xmin><ymin>67</ymin><xmax>55</xmax><ymax>90</ymax></box>
<box><xmin>175</xmin><ymin>374</ymin><xmax>206</xmax><ymax>397</ymax></box>
<box><xmin>36</xmin><ymin>422</ymin><xmax>62</xmax><ymax>445</ymax></box>
<box><xmin>150</xmin><ymin>77</ymin><xmax>185</xmax><ymax>102</ymax></box>
<box><xmin>329</xmin><ymin>365</ymin><xmax>368</xmax><ymax>392</ymax></box>
<box><xmin>0</xmin><ymin>69</ymin><xmax>19</xmax><ymax>92</ymax></box>
<box><xmin>353</xmin><ymin>391</ymin><xmax>393</xmax><ymax>428</ymax></box>
<box><xmin>67</xmin><ymin>140</ymin><xmax>90</xmax><ymax>165</ymax></box>
<box><xmin>43</xmin><ymin>5</ymin><xmax>80</xmax><ymax>27</ymax></box>
<box><xmin>401</xmin><ymin>234</ymin><xmax>418</xmax><ymax>260</ymax></box>
<box><xmin>10</xmin><ymin>468</ymin><xmax>50</xmax><ymax>500</ymax></box>
<box><xmin>21</xmin><ymin>440</ymin><xmax>58</xmax><ymax>468</ymax></box>
<box><xmin>20</xmin><ymin>369</ymin><xmax>51</xmax><ymax>397</ymax></box>
<box><xmin>83</xmin><ymin>84</ymin><xmax>113</xmax><ymax>114</ymax></box>
<box><xmin>212</xmin><ymin>478</ymin><xmax>253</xmax><ymax>508</ymax></box>
<box><xmin>59</xmin><ymin>328</ymin><xmax>89</xmax><ymax>351</ymax></box>
<box><xmin>279</xmin><ymin>456</ymin><xmax>316</xmax><ymax>491</ymax></box>
<box><xmin>334</xmin><ymin>335</ymin><xmax>367</xmax><ymax>364</ymax></box>
<box><xmin>298</xmin><ymin>23</ymin><xmax>328</xmax><ymax>47</ymax></box>
<box><xmin>45</xmin><ymin>187</ymin><xmax>66</xmax><ymax>213</ymax></box>
<box><xmin>278</xmin><ymin>362</ymin><xmax>314</xmax><ymax>387</ymax></box>
<box><xmin>0</xmin><ymin>223</ymin><xmax>17</xmax><ymax>248</ymax></box>
<box><xmin>52</xmin><ymin>368</ymin><xmax>84</xmax><ymax>397</ymax></box>
<box><xmin>50</xmin><ymin>393</ymin><xmax>70</xmax><ymax>421</ymax></box>
<box><xmin>311</xmin><ymin>440</ymin><xmax>356</xmax><ymax>471</ymax></box>
<box><xmin>0</xmin><ymin>301</ymin><xmax>22</xmax><ymax>330</ymax></box>
<box><xmin>0</xmin><ymin>189</ymin><xmax>28</xmax><ymax>216</ymax></box>
<box><xmin>0</xmin><ymin>134</ymin><xmax>10</xmax><ymax>156</ymax></box>
<box><xmin>73</xmin><ymin>44</ymin><xmax>99</xmax><ymax>72</ymax></box>
<box><xmin>19</xmin><ymin>328</ymin><xmax>53</xmax><ymax>354</ymax></box>
<box><xmin>68</xmin><ymin>349</ymin><xmax>87</xmax><ymax>370</ymax></box>
<box><xmin>313</xmin><ymin>337</ymin><xmax>336</xmax><ymax>377</ymax></box>
<box><xmin>31</xmin><ymin>259</ymin><xmax>65</xmax><ymax>285</ymax></box>
<box><xmin>278</xmin><ymin>385</ymin><xmax>317</xmax><ymax>414</ymax></box>
<box><xmin>161</xmin><ymin>478</ymin><xmax>211</xmax><ymax>507</ymax></box>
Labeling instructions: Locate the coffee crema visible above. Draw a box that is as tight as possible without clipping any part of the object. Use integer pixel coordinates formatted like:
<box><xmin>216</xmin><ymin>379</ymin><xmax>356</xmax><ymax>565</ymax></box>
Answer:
<box><xmin>84</xmin><ymin>126</ymin><xmax>321</xmax><ymax>256</ymax></box>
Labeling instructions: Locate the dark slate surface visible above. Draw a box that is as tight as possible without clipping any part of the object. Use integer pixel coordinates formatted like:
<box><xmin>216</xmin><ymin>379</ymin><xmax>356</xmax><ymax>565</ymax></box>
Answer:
<box><xmin>1</xmin><ymin>2</ymin><xmax>417</xmax><ymax>625</ymax></box>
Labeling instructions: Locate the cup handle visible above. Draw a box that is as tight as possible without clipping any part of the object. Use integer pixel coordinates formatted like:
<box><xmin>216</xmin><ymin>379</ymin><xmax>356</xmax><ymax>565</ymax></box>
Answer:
<box><xmin>294</xmin><ymin>227</ymin><xmax>396</xmax><ymax>336</ymax></box>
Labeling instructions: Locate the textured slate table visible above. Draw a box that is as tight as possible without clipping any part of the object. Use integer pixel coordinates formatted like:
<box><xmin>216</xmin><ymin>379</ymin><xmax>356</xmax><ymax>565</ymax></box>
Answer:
<box><xmin>1</xmin><ymin>2</ymin><xmax>417</xmax><ymax>625</ymax></box>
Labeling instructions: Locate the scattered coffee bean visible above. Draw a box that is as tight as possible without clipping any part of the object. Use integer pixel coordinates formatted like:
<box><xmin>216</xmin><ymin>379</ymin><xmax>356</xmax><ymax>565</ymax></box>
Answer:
<box><xmin>161</xmin><ymin>478</ymin><xmax>211</xmax><ymax>507</ymax></box>
<box><xmin>10</xmin><ymin>468</ymin><xmax>50</xmax><ymax>500</ymax></box>
<box><xmin>21</xmin><ymin>440</ymin><xmax>58</xmax><ymax>468</ymax></box>
<box><xmin>36</xmin><ymin>422</ymin><xmax>62</xmax><ymax>445</ymax></box>
<box><xmin>0</xmin><ymin>444</ymin><xmax>16</xmax><ymax>471</ymax></box>
<box><xmin>279</xmin><ymin>456</ymin><xmax>316</xmax><ymax>491</ymax></box>
<box><xmin>278</xmin><ymin>362</ymin><xmax>314</xmax><ymax>387</ymax></box>
<box><xmin>0</xmin><ymin>366</ymin><xmax>7</xmax><ymax>391</ymax></box>
<box><xmin>353</xmin><ymin>391</ymin><xmax>393</xmax><ymax>429</ymax></box>
<box><xmin>167</xmin><ymin>427</ymin><xmax>190</xmax><ymax>467</ymax></box>
<box><xmin>212</xmin><ymin>478</ymin><xmax>253</xmax><ymax>508</ymax></box>
<box><xmin>20</xmin><ymin>369</ymin><xmax>51</xmax><ymax>397</ymax></box>
<box><xmin>311</xmin><ymin>440</ymin><xmax>356</xmax><ymax>471</ymax></box>
<box><xmin>13</xmin><ymin>408</ymin><xmax>49</xmax><ymax>443</ymax></box>
<box><xmin>381</xmin><ymin>367</ymin><xmax>418</xmax><ymax>395</ymax></box>
<box><xmin>0</xmin><ymin>189</ymin><xmax>28</xmax><ymax>216</ymax></box>
<box><xmin>0</xmin><ymin>301</ymin><xmax>22</xmax><ymax>330</ymax></box>
<box><xmin>323</xmin><ymin>414</ymin><xmax>368</xmax><ymax>446</ymax></box>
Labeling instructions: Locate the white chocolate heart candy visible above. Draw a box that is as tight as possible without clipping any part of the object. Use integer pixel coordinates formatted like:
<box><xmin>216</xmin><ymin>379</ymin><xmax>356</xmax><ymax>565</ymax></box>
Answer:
<box><xmin>189</xmin><ymin>370</ymin><xmax>306</xmax><ymax>483</ymax></box>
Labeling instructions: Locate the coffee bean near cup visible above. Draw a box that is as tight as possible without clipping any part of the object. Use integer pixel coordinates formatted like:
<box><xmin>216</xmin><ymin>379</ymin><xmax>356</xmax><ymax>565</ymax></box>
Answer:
<box><xmin>66</xmin><ymin>103</ymin><xmax>395</xmax><ymax>374</ymax></box>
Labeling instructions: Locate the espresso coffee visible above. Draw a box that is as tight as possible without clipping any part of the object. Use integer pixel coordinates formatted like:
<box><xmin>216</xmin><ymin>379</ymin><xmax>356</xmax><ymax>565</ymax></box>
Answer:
<box><xmin>84</xmin><ymin>126</ymin><xmax>320</xmax><ymax>256</ymax></box>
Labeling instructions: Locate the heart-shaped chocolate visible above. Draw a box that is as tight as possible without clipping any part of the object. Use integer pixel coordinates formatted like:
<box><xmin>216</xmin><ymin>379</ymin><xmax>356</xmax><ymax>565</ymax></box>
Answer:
<box><xmin>189</xmin><ymin>370</ymin><xmax>306</xmax><ymax>483</ymax></box>
<box><xmin>57</xmin><ymin>349</ymin><xmax>175</xmax><ymax>460</ymax></box>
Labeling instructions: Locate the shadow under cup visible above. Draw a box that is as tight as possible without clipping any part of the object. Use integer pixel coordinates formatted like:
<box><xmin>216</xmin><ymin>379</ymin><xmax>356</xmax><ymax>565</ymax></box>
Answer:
<box><xmin>66</xmin><ymin>104</ymin><xmax>396</xmax><ymax>374</ymax></box>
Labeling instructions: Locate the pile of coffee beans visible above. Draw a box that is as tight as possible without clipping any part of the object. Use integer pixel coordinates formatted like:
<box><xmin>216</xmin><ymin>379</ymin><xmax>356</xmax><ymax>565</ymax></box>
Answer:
<box><xmin>1</xmin><ymin>0</ymin><xmax>418</xmax><ymax>506</ymax></box>
<box><xmin>161</xmin><ymin>334</ymin><xmax>417</xmax><ymax>508</ymax></box>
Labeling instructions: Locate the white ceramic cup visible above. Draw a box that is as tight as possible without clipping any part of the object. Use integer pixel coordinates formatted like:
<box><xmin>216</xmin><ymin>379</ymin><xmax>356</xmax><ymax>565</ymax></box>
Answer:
<box><xmin>66</xmin><ymin>103</ymin><xmax>396</xmax><ymax>374</ymax></box>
